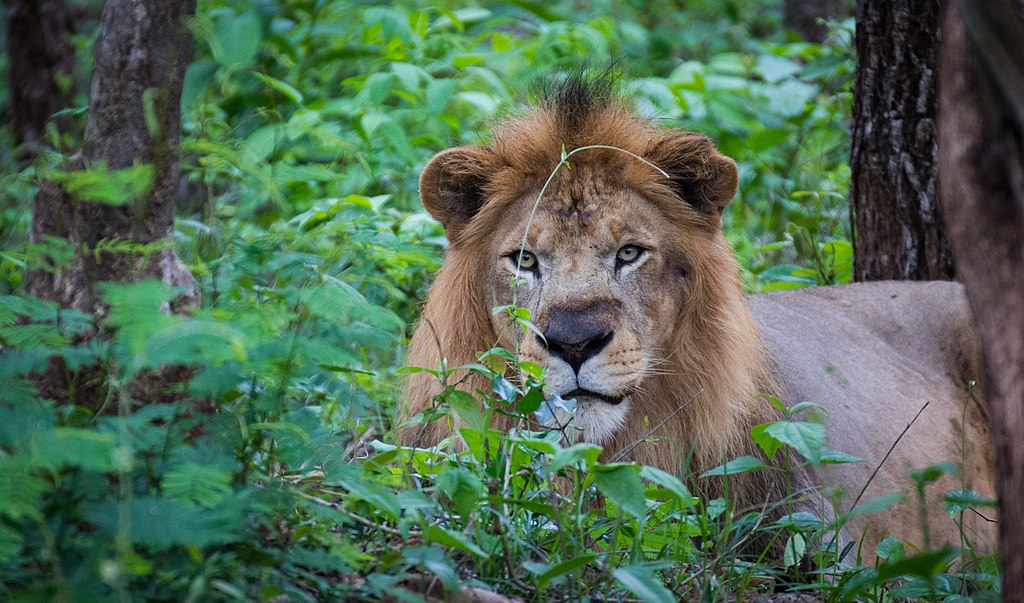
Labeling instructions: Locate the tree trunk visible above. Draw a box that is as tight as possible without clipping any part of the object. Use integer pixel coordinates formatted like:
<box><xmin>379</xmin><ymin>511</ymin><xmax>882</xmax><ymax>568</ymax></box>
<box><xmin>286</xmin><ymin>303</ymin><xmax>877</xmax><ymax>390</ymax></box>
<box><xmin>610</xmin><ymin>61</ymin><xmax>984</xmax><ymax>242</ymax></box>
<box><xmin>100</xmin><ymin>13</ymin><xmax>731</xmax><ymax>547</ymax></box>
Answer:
<box><xmin>938</xmin><ymin>0</ymin><xmax>1024</xmax><ymax>596</ymax></box>
<box><xmin>3</xmin><ymin>0</ymin><xmax>76</xmax><ymax>158</ymax></box>
<box><xmin>784</xmin><ymin>0</ymin><xmax>847</xmax><ymax>43</ymax></box>
<box><xmin>850</xmin><ymin>0</ymin><xmax>956</xmax><ymax>281</ymax></box>
<box><xmin>25</xmin><ymin>0</ymin><xmax>198</xmax><ymax>312</ymax></box>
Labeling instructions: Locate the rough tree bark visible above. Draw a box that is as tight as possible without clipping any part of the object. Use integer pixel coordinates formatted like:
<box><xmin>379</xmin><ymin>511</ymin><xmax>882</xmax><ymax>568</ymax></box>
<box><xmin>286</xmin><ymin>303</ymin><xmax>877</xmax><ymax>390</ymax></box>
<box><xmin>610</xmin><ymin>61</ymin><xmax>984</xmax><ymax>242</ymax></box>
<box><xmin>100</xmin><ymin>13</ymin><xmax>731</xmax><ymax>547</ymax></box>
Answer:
<box><xmin>3</xmin><ymin>0</ymin><xmax>76</xmax><ymax>156</ymax></box>
<box><xmin>24</xmin><ymin>0</ymin><xmax>197</xmax><ymax>312</ymax></box>
<box><xmin>850</xmin><ymin>0</ymin><xmax>956</xmax><ymax>281</ymax></box>
<box><xmin>783</xmin><ymin>0</ymin><xmax>846</xmax><ymax>43</ymax></box>
<box><xmin>938</xmin><ymin>0</ymin><xmax>1024</xmax><ymax>596</ymax></box>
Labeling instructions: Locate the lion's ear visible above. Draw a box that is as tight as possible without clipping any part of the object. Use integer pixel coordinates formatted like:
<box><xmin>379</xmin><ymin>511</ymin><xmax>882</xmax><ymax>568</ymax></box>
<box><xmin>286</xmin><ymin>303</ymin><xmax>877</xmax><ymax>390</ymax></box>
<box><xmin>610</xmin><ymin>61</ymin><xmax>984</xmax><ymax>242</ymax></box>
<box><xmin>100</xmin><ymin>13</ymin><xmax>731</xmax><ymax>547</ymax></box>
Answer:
<box><xmin>646</xmin><ymin>133</ymin><xmax>739</xmax><ymax>217</ymax></box>
<box><xmin>420</xmin><ymin>146</ymin><xmax>497</xmax><ymax>245</ymax></box>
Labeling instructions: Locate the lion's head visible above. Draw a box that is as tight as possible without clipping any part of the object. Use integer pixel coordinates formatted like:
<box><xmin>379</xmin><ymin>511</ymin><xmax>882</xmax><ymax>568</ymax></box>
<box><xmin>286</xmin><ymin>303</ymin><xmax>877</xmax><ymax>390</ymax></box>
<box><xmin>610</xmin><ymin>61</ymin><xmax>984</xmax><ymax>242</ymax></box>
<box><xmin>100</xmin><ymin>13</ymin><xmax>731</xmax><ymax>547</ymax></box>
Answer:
<box><xmin>403</xmin><ymin>75</ymin><xmax>778</xmax><ymax>486</ymax></box>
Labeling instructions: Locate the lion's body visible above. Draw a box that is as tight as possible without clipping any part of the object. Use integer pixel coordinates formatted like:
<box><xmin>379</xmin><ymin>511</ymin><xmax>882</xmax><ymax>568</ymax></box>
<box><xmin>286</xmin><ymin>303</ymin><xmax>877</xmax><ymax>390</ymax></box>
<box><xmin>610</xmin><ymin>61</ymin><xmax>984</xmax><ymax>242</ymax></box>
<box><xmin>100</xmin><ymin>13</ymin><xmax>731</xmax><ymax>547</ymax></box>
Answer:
<box><xmin>751</xmin><ymin>281</ymin><xmax>996</xmax><ymax>556</ymax></box>
<box><xmin>402</xmin><ymin>75</ymin><xmax>996</xmax><ymax>560</ymax></box>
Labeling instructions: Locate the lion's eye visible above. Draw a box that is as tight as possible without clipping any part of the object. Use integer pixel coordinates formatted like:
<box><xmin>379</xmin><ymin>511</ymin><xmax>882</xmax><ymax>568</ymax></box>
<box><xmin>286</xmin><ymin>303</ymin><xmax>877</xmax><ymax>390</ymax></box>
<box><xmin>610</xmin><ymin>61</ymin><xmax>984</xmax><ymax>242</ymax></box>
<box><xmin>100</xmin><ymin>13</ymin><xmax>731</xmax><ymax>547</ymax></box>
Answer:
<box><xmin>616</xmin><ymin>245</ymin><xmax>644</xmax><ymax>266</ymax></box>
<box><xmin>511</xmin><ymin>250</ymin><xmax>538</xmax><ymax>271</ymax></box>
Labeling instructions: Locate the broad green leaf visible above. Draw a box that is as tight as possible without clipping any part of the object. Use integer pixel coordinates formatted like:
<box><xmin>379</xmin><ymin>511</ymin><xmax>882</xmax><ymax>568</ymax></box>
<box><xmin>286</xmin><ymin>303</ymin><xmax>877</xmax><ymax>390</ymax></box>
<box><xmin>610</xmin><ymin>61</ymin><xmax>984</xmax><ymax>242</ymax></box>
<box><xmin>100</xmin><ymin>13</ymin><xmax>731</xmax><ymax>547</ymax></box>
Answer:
<box><xmin>819</xmin><ymin>447</ymin><xmax>863</xmax><ymax>464</ymax></box>
<box><xmin>424</xmin><ymin>525</ymin><xmax>488</xmax><ymax>559</ymax></box>
<box><xmin>212</xmin><ymin>11</ymin><xmax>261</xmax><ymax>66</ymax></box>
<box><xmin>700</xmin><ymin>456</ymin><xmax>770</xmax><ymax>477</ymax></box>
<box><xmin>447</xmin><ymin>390</ymin><xmax>485</xmax><ymax>432</ymax></box>
<box><xmin>875</xmin><ymin>546</ymin><xmax>959</xmax><ymax>581</ymax></box>
<box><xmin>250</xmin><ymin>421</ymin><xmax>313</xmax><ymax>445</ymax></box>
<box><xmin>517</xmin><ymin>387</ymin><xmax>544</xmax><ymax>414</ymax></box>
<box><xmin>550</xmin><ymin>443</ymin><xmax>602</xmax><ymax>473</ymax></box>
<box><xmin>639</xmin><ymin>466</ymin><xmax>695</xmax><ymax>507</ymax></box>
<box><xmin>436</xmin><ymin>466</ymin><xmax>483</xmax><ymax>518</ymax></box>
<box><xmin>910</xmin><ymin>462</ymin><xmax>957</xmax><ymax>487</ymax></box>
<box><xmin>943</xmin><ymin>488</ymin><xmax>998</xmax><ymax>516</ymax></box>
<box><xmin>765</xmin><ymin>421</ymin><xmax>825</xmax><ymax>464</ymax></box>
<box><xmin>846</xmin><ymin>492</ymin><xmax>904</xmax><ymax>518</ymax></box>
<box><xmin>254</xmin><ymin>73</ymin><xmax>303</xmax><ymax>105</ymax></box>
<box><xmin>535</xmin><ymin>554</ymin><xmax>598</xmax><ymax>588</ymax></box>
<box><xmin>594</xmin><ymin>464</ymin><xmax>646</xmax><ymax>519</ymax></box>
<box><xmin>876</xmin><ymin>534</ymin><xmax>906</xmax><ymax>562</ymax></box>
<box><xmin>453</xmin><ymin>54</ymin><xmax>484</xmax><ymax>68</ymax></box>
<box><xmin>750</xmin><ymin>422</ymin><xmax>783</xmax><ymax>460</ymax></box>
<box><xmin>612</xmin><ymin>564</ymin><xmax>675</xmax><ymax>603</ymax></box>
<box><xmin>784</xmin><ymin>532</ymin><xmax>806</xmax><ymax>567</ymax></box>
<box><xmin>757</xmin><ymin>54</ymin><xmax>802</xmax><ymax>82</ymax></box>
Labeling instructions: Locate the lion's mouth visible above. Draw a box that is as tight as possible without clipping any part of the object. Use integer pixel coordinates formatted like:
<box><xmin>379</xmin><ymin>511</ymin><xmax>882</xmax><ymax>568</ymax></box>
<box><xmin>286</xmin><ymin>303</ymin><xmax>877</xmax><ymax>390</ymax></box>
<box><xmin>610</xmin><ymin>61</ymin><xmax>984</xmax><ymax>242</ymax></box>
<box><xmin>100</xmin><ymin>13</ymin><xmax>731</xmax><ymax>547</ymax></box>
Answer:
<box><xmin>563</xmin><ymin>388</ymin><xmax>624</xmax><ymax>406</ymax></box>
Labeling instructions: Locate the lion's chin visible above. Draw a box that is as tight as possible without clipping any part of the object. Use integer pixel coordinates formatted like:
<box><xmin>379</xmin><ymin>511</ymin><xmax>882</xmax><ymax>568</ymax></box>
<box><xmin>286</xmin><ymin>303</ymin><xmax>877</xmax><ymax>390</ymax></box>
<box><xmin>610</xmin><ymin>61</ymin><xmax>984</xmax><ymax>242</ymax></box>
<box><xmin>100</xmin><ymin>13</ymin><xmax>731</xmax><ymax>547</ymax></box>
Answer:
<box><xmin>568</xmin><ymin>396</ymin><xmax>632</xmax><ymax>445</ymax></box>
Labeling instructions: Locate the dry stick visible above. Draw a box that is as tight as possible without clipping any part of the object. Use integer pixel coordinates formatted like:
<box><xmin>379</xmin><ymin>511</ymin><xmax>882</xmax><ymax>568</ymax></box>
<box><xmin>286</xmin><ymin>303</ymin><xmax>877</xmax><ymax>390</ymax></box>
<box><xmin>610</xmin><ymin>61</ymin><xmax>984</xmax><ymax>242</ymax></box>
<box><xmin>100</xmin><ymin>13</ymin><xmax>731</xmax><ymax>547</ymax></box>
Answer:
<box><xmin>823</xmin><ymin>400</ymin><xmax>930</xmax><ymax>558</ymax></box>
<box><xmin>608</xmin><ymin>388</ymin><xmax>703</xmax><ymax>463</ymax></box>
<box><xmin>850</xmin><ymin>400</ymin><xmax>929</xmax><ymax>511</ymax></box>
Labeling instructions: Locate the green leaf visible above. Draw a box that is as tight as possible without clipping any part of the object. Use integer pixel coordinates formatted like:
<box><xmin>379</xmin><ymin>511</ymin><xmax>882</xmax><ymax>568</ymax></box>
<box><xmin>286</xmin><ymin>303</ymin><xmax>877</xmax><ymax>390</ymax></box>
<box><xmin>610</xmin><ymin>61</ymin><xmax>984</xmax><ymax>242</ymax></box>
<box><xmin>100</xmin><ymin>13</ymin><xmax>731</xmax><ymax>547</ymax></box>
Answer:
<box><xmin>49</xmin><ymin>163</ymin><xmax>154</xmax><ymax>206</ymax></box>
<box><xmin>33</xmin><ymin>428</ymin><xmax>116</xmax><ymax>472</ymax></box>
<box><xmin>700</xmin><ymin>456</ymin><xmax>770</xmax><ymax>477</ymax></box>
<box><xmin>254</xmin><ymin>73</ymin><xmax>304</xmax><ymax>105</ymax></box>
<box><xmin>517</xmin><ymin>387</ymin><xmax>544</xmax><ymax>414</ymax></box>
<box><xmin>162</xmin><ymin>463</ymin><xmax>233</xmax><ymax>508</ymax></box>
<box><xmin>764</xmin><ymin>421</ymin><xmax>826</xmax><ymax>464</ymax></box>
<box><xmin>0</xmin><ymin>457</ymin><xmax>49</xmax><ymax>521</ymax></box>
<box><xmin>818</xmin><ymin>447</ymin><xmax>864</xmax><ymax>464</ymax></box>
<box><xmin>847</xmin><ymin>492</ymin><xmax>903</xmax><ymax>518</ymax></box>
<box><xmin>639</xmin><ymin>466</ymin><xmax>694</xmax><ymax>507</ymax></box>
<box><xmin>942</xmin><ymin>488</ymin><xmax>998</xmax><ymax>516</ymax></box>
<box><xmin>784</xmin><ymin>532</ymin><xmax>806</xmax><ymax>567</ymax></box>
<box><xmin>453</xmin><ymin>54</ymin><xmax>484</xmax><ymax>68</ymax></box>
<box><xmin>612</xmin><ymin>564</ymin><xmax>675</xmax><ymax>603</ymax></box>
<box><xmin>876</xmin><ymin>535</ymin><xmax>906</xmax><ymax>562</ymax></box>
<box><xmin>83</xmin><ymin>497</ymin><xmax>247</xmax><ymax>550</ymax></box>
<box><xmin>249</xmin><ymin>421</ymin><xmax>313</xmax><ymax>445</ymax></box>
<box><xmin>536</xmin><ymin>554</ymin><xmax>598</xmax><ymax>588</ymax></box>
<box><xmin>0</xmin><ymin>523</ymin><xmax>22</xmax><ymax>562</ymax></box>
<box><xmin>910</xmin><ymin>462</ymin><xmax>957</xmax><ymax>487</ymax></box>
<box><xmin>594</xmin><ymin>464</ymin><xmax>646</xmax><ymax>519</ymax></box>
<box><xmin>447</xmin><ymin>390</ymin><xmax>485</xmax><ymax>432</ymax></box>
<box><xmin>129</xmin><ymin>319</ymin><xmax>248</xmax><ymax>373</ymax></box>
<box><xmin>550</xmin><ymin>443</ymin><xmax>602</xmax><ymax>473</ymax></box>
<box><xmin>424</xmin><ymin>525</ymin><xmax>488</xmax><ymax>559</ymax></box>
<box><xmin>212</xmin><ymin>11</ymin><xmax>261</xmax><ymax>66</ymax></box>
<box><xmin>876</xmin><ymin>546</ymin><xmax>959</xmax><ymax>581</ymax></box>
<box><xmin>750</xmin><ymin>422</ymin><xmax>783</xmax><ymax>460</ymax></box>
<box><xmin>436</xmin><ymin>466</ymin><xmax>483</xmax><ymax>519</ymax></box>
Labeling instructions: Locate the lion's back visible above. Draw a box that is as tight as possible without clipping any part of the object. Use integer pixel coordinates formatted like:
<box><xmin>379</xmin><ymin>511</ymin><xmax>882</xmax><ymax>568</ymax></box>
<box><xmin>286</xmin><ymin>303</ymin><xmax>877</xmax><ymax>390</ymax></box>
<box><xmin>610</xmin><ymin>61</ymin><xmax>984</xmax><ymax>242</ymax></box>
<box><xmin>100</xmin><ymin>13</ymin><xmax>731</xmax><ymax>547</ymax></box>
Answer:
<box><xmin>748</xmin><ymin>281</ymin><xmax>996</xmax><ymax>556</ymax></box>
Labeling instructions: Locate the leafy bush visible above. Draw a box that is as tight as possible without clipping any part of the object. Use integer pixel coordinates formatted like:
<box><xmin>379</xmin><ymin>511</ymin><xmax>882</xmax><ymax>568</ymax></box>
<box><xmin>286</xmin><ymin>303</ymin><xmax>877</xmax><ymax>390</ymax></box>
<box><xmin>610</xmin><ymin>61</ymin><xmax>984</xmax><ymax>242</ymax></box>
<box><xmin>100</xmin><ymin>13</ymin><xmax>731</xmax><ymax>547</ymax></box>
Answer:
<box><xmin>0</xmin><ymin>0</ymin><xmax>999</xmax><ymax>601</ymax></box>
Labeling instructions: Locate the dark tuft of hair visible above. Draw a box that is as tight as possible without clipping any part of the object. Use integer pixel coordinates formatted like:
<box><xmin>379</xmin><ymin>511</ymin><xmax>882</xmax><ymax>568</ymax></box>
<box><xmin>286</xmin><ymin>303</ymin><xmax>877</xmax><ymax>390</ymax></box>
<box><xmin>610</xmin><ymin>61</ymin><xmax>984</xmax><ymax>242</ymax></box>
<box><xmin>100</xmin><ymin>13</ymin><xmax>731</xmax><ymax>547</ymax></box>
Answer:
<box><xmin>536</xmin><ymin>66</ymin><xmax>622</xmax><ymax>132</ymax></box>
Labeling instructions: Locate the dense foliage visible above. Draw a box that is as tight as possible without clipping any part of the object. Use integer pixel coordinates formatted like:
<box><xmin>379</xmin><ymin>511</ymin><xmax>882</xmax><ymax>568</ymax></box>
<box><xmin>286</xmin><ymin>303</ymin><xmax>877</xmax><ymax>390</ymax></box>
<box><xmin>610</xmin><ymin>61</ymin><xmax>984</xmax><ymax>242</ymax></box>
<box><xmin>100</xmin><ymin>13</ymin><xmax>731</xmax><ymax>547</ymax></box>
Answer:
<box><xmin>0</xmin><ymin>1</ymin><xmax>999</xmax><ymax>601</ymax></box>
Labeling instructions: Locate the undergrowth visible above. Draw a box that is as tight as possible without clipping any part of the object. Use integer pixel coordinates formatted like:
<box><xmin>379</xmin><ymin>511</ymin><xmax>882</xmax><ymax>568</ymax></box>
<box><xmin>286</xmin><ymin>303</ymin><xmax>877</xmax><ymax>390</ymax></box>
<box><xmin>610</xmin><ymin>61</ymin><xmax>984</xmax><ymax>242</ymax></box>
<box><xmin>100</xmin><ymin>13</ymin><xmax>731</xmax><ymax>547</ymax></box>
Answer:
<box><xmin>0</xmin><ymin>0</ymin><xmax>1001</xmax><ymax>601</ymax></box>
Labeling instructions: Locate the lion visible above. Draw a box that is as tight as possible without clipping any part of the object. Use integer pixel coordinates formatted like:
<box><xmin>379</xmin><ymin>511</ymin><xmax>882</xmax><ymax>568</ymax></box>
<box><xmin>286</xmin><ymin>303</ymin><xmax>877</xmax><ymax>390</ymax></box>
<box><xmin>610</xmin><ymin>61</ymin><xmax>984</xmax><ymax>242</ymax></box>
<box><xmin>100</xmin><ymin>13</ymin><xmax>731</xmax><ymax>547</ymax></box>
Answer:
<box><xmin>401</xmin><ymin>74</ymin><xmax>996</xmax><ymax>562</ymax></box>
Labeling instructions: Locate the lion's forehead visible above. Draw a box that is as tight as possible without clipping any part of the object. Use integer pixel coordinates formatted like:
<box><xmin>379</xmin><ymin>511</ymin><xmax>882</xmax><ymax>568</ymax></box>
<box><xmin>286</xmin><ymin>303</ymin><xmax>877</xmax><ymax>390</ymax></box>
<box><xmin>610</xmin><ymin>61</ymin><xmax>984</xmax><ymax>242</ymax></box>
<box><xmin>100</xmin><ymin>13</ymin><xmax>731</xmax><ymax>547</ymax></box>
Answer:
<box><xmin>519</xmin><ymin>189</ymin><xmax>661</xmax><ymax>252</ymax></box>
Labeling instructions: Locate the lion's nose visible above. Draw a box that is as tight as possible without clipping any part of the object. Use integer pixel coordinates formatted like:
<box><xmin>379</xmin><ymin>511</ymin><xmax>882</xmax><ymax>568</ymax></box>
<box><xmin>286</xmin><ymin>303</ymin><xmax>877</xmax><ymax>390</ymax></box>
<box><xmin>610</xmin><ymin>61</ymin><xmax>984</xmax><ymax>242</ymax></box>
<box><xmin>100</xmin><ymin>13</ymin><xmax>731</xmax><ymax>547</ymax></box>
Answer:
<box><xmin>538</xmin><ymin>324</ymin><xmax>614</xmax><ymax>374</ymax></box>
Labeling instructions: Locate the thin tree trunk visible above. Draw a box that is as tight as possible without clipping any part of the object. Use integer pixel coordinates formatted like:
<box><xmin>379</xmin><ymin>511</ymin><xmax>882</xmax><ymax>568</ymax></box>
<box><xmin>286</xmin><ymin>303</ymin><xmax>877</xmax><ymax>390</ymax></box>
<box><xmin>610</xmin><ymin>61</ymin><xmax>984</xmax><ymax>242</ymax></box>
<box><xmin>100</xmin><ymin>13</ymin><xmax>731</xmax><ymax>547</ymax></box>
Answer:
<box><xmin>3</xmin><ymin>0</ymin><xmax>75</xmax><ymax>157</ymax></box>
<box><xmin>25</xmin><ymin>0</ymin><xmax>198</xmax><ymax>312</ymax></box>
<box><xmin>938</xmin><ymin>0</ymin><xmax>1024</xmax><ymax>595</ymax></box>
<box><xmin>850</xmin><ymin>0</ymin><xmax>956</xmax><ymax>281</ymax></box>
